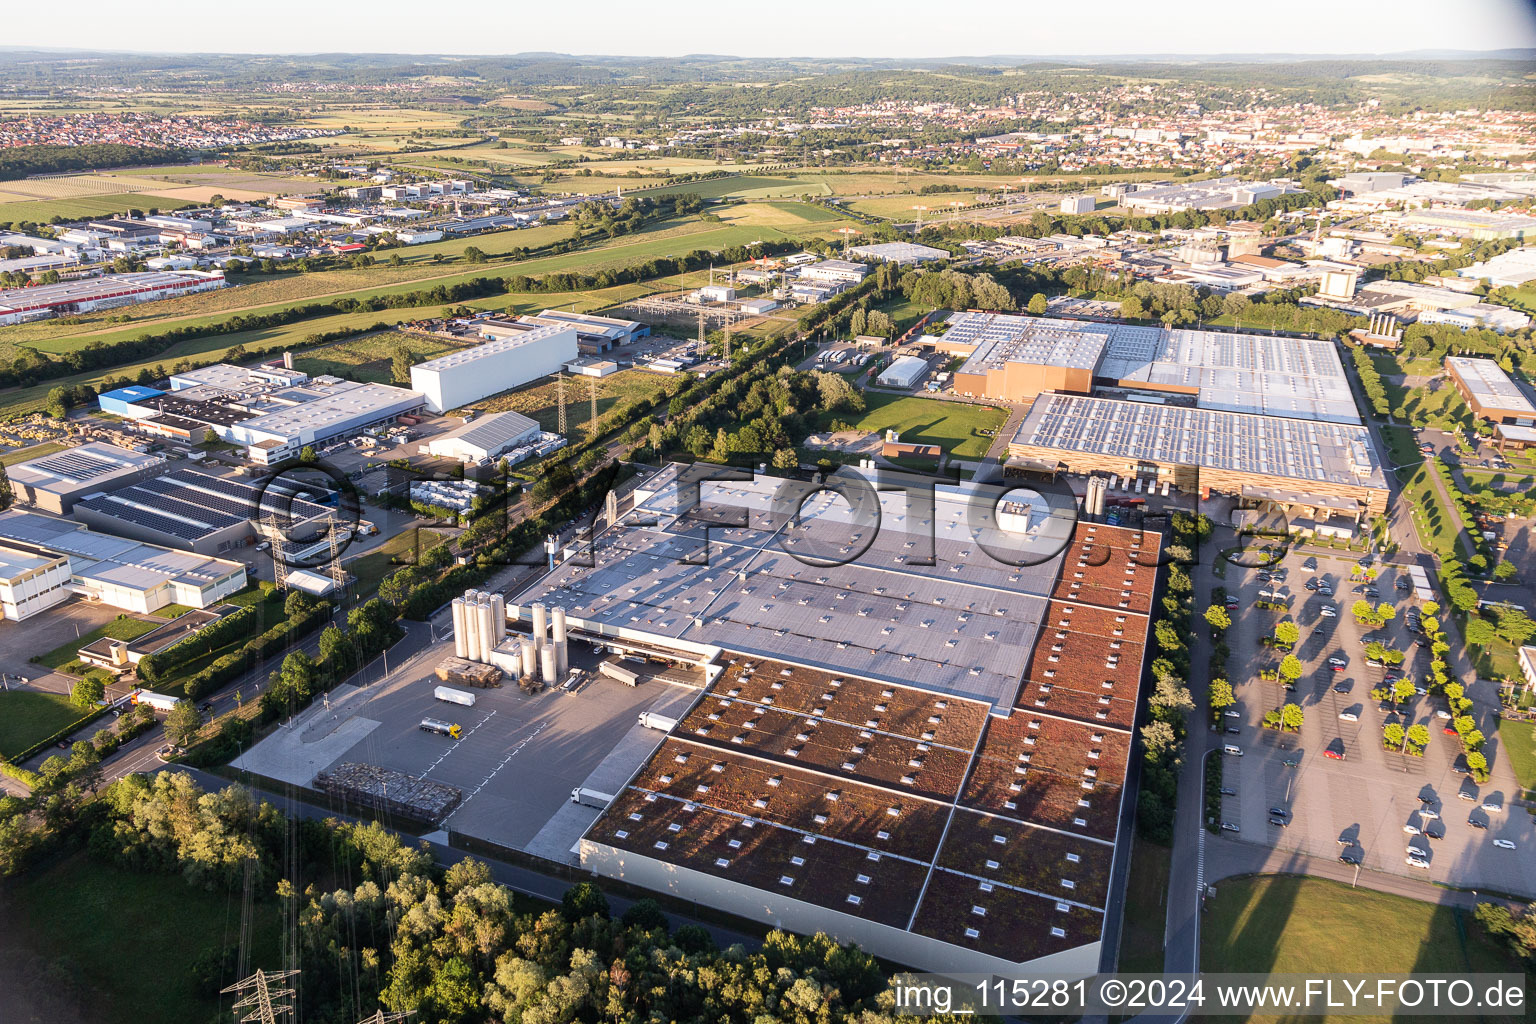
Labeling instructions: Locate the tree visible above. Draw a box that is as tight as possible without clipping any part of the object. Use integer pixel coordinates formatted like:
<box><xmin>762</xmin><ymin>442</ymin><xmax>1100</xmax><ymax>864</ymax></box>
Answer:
<box><xmin>1204</xmin><ymin>604</ymin><xmax>1231</xmax><ymax>633</ymax></box>
<box><xmin>299</xmin><ymin>445</ymin><xmax>317</xmax><ymax>463</ymax></box>
<box><xmin>1465</xmin><ymin>750</ymin><xmax>1488</xmax><ymax>776</ymax></box>
<box><xmin>1376</xmin><ymin>602</ymin><xmax>1396</xmax><ymax>622</ymax></box>
<box><xmin>1493</xmin><ymin>560</ymin><xmax>1517</xmax><ymax>582</ymax></box>
<box><xmin>1465</xmin><ymin>617</ymin><xmax>1497</xmax><ymax>646</ymax></box>
<box><xmin>1280</xmin><ymin>703</ymin><xmax>1304</xmax><ymax>731</ymax></box>
<box><xmin>202</xmin><ymin>429</ymin><xmax>219</xmax><ymax>446</ymax></box>
<box><xmin>1027</xmin><ymin>292</ymin><xmax>1049</xmax><ymax>315</ymax></box>
<box><xmin>164</xmin><ymin>698</ymin><xmax>203</xmax><ymax>746</ymax></box>
<box><xmin>391</xmin><ymin>344</ymin><xmax>414</xmax><ymax>384</ymax></box>
<box><xmin>1153</xmin><ymin>619</ymin><xmax>1183</xmax><ymax>652</ymax></box>
<box><xmin>1392</xmin><ymin>677</ymin><xmax>1417</xmax><ymax>704</ymax></box>
<box><xmin>561</xmin><ymin>881</ymin><xmax>609</xmax><ymax>921</ymax></box>
<box><xmin>1406</xmin><ymin>723</ymin><xmax>1430</xmax><ymax>750</ymax></box>
<box><xmin>1210</xmin><ymin>678</ymin><xmax>1236</xmax><ymax>710</ymax></box>
<box><xmin>771</xmin><ymin>448</ymin><xmax>796</xmax><ymax>470</ymax></box>
<box><xmin>1274</xmin><ymin>621</ymin><xmax>1300</xmax><ymax>647</ymax></box>
<box><xmin>1384</xmin><ymin>722</ymin><xmax>1405</xmax><ymax>749</ymax></box>
<box><xmin>1279</xmin><ymin>654</ymin><xmax>1303</xmax><ymax>682</ymax></box>
<box><xmin>70</xmin><ymin>674</ymin><xmax>105</xmax><ymax>711</ymax></box>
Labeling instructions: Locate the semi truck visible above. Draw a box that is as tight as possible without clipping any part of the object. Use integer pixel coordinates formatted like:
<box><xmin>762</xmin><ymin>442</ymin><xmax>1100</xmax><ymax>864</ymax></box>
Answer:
<box><xmin>570</xmin><ymin>787</ymin><xmax>616</xmax><ymax>809</ymax></box>
<box><xmin>598</xmin><ymin>661</ymin><xmax>639</xmax><ymax>686</ymax></box>
<box><xmin>637</xmin><ymin>712</ymin><xmax>679</xmax><ymax>732</ymax></box>
<box><xmin>420</xmin><ymin>718</ymin><xmax>462</xmax><ymax>739</ymax></box>
<box><xmin>130</xmin><ymin>689</ymin><xmax>178</xmax><ymax>713</ymax></box>
<box><xmin>434</xmin><ymin>686</ymin><xmax>476</xmax><ymax>707</ymax></box>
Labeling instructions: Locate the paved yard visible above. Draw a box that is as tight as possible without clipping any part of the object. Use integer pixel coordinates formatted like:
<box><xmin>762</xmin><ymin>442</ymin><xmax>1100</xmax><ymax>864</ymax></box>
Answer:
<box><xmin>1216</xmin><ymin>548</ymin><xmax>1536</xmax><ymax>898</ymax></box>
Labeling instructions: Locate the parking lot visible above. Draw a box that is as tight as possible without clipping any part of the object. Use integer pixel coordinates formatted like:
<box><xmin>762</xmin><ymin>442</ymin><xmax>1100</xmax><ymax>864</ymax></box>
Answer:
<box><xmin>1216</xmin><ymin>547</ymin><xmax>1536</xmax><ymax>896</ymax></box>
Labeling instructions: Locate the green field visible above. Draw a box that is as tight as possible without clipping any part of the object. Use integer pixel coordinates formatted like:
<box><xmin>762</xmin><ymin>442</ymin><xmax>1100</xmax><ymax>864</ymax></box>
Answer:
<box><xmin>0</xmin><ymin>690</ymin><xmax>91</xmax><ymax>759</ymax></box>
<box><xmin>347</xmin><ymin>526</ymin><xmax>451</xmax><ymax>597</ymax></box>
<box><xmin>470</xmin><ymin>368</ymin><xmax>673</xmax><ymax>437</ymax></box>
<box><xmin>820</xmin><ymin>392</ymin><xmax>1006</xmax><ymax>458</ymax></box>
<box><xmin>0</xmin><ymin>193</ymin><xmax>198</xmax><ymax>225</ymax></box>
<box><xmin>33</xmin><ymin>615</ymin><xmax>161</xmax><ymax>672</ymax></box>
<box><xmin>1498</xmin><ymin>717</ymin><xmax>1536</xmax><ymax>796</ymax></box>
<box><xmin>292</xmin><ymin>330</ymin><xmax>461</xmax><ymax>383</ymax></box>
<box><xmin>0</xmin><ymin>852</ymin><xmax>281</xmax><ymax>1024</ymax></box>
<box><xmin>642</xmin><ymin>175</ymin><xmax>831</xmax><ymax>199</ymax></box>
<box><xmin>1203</xmin><ymin>875</ymin><xmax>1527</xmax><ymax>1022</ymax></box>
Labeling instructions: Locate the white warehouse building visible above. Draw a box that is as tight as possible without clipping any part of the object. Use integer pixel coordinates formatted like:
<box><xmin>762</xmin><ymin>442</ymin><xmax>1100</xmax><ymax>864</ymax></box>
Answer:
<box><xmin>876</xmin><ymin>354</ymin><xmax>930</xmax><ymax>389</ymax></box>
<box><xmin>411</xmin><ymin>324</ymin><xmax>578</xmax><ymax>413</ymax></box>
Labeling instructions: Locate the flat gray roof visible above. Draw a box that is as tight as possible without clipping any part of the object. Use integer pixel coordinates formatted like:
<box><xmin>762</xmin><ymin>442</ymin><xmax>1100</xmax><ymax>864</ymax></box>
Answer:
<box><xmin>947</xmin><ymin>312</ymin><xmax>1110</xmax><ymax>374</ymax></box>
<box><xmin>431</xmin><ymin>410</ymin><xmax>540</xmax><ymax>453</ymax></box>
<box><xmin>414</xmin><ymin>322</ymin><xmax>573</xmax><ymax>372</ymax></box>
<box><xmin>1015</xmin><ymin>393</ymin><xmax>1389</xmax><ymax>492</ymax></box>
<box><xmin>0</xmin><ymin>510</ymin><xmax>244</xmax><ymax>591</ymax></box>
<box><xmin>514</xmin><ymin>464</ymin><xmax>1076</xmax><ymax>711</ymax></box>
<box><xmin>240</xmin><ymin>381</ymin><xmax>423</xmax><ymax>439</ymax></box>
<box><xmin>1448</xmin><ymin>357</ymin><xmax>1536</xmax><ymax>415</ymax></box>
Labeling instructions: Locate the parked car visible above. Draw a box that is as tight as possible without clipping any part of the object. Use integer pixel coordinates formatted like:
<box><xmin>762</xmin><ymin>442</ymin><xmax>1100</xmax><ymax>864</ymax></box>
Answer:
<box><xmin>1224</xmin><ymin>709</ymin><xmax>1241</xmax><ymax>718</ymax></box>
<box><xmin>1224</xmin><ymin>726</ymin><xmax>1241</xmax><ymax>735</ymax></box>
<box><xmin>1458</xmin><ymin>791</ymin><xmax>1476</xmax><ymax>801</ymax></box>
<box><xmin>1425</xmin><ymin>828</ymin><xmax>1444</xmax><ymax>840</ymax></box>
<box><xmin>1333</xmin><ymin>683</ymin><xmax>1351</xmax><ymax>694</ymax></box>
<box><xmin>1221</xmin><ymin>822</ymin><xmax>1240</xmax><ymax>833</ymax></box>
<box><xmin>1406</xmin><ymin>844</ymin><xmax>1429</xmax><ymax>858</ymax></box>
<box><xmin>1468</xmin><ymin>818</ymin><xmax>1488</xmax><ymax>830</ymax></box>
<box><xmin>1339</xmin><ymin>853</ymin><xmax>1360</xmax><ymax>865</ymax></box>
<box><xmin>1406</xmin><ymin>856</ymin><xmax>1430</xmax><ymax>868</ymax></box>
<box><xmin>1421</xmin><ymin>809</ymin><xmax>1439</xmax><ymax>819</ymax></box>
<box><xmin>1321</xmin><ymin>605</ymin><xmax>1337</xmax><ymax>617</ymax></box>
<box><xmin>1328</xmin><ymin>657</ymin><xmax>1347</xmax><ymax>667</ymax></box>
<box><xmin>1403</xmin><ymin>824</ymin><xmax>1422</xmax><ymax>835</ymax></box>
<box><xmin>1339</xmin><ymin>711</ymin><xmax>1359</xmax><ymax>722</ymax></box>
<box><xmin>1268</xmin><ymin>806</ymin><xmax>1288</xmax><ymax>817</ymax></box>
<box><xmin>1220</xmin><ymin>787</ymin><xmax>1236</xmax><ymax>796</ymax></box>
<box><xmin>1482</xmin><ymin>800</ymin><xmax>1504</xmax><ymax>813</ymax></box>
<box><xmin>1436</xmin><ymin>709</ymin><xmax>1452</xmax><ymax>719</ymax></box>
<box><xmin>1324</xmin><ymin>749</ymin><xmax>1345</xmax><ymax>760</ymax></box>
<box><xmin>1283</xmin><ymin>758</ymin><xmax>1300</xmax><ymax>768</ymax></box>
<box><xmin>1269</xmin><ymin>816</ymin><xmax>1289</xmax><ymax>827</ymax></box>
<box><xmin>1224</xmin><ymin>745</ymin><xmax>1243</xmax><ymax>756</ymax></box>
<box><xmin>1493</xmin><ymin>839</ymin><xmax>1516</xmax><ymax>850</ymax></box>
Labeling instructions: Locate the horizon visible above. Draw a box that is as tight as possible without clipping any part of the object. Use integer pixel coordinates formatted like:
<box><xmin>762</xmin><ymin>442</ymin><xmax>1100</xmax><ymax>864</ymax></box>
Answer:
<box><xmin>5</xmin><ymin>0</ymin><xmax>1536</xmax><ymax>60</ymax></box>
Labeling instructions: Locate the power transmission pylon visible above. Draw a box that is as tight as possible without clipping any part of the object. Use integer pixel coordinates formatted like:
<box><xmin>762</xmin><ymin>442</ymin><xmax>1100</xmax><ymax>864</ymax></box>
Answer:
<box><xmin>696</xmin><ymin>310</ymin><xmax>705</xmax><ymax>350</ymax></box>
<box><xmin>356</xmin><ymin>1011</ymin><xmax>415</xmax><ymax>1024</ymax></box>
<box><xmin>326</xmin><ymin>513</ymin><xmax>346</xmax><ymax>592</ymax></box>
<box><xmin>723</xmin><ymin>321</ymin><xmax>731</xmax><ymax>363</ymax></box>
<box><xmin>262</xmin><ymin>513</ymin><xmax>289</xmax><ymax>592</ymax></box>
<box><xmin>222</xmin><ymin>968</ymin><xmax>300</xmax><ymax>1024</ymax></box>
<box><xmin>555</xmin><ymin>371</ymin><xmax>567</xmax><ymax>435</ymax></box>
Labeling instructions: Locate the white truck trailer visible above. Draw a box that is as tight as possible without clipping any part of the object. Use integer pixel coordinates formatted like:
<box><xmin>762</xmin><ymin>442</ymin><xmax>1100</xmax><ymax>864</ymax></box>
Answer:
<box><xmin>433</xmin><ymin>685</ymin><xmax>476</xmax><ymax>707</ymax></box>
<box><xmin>637</xmin><ymin>711</ymin><xmax>679</xmax><ymax>732</ymax></box>
<box><xmin>570</xmin><ymin>787</ymin><xmax>616</xmax><ymax>809</ymax></box>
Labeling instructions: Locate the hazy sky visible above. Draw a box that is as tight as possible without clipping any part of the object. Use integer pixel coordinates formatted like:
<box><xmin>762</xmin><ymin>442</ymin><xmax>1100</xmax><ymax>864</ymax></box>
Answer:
<box><xmin>7</xmin><ymin>0</ymin><xmax>1536</xmax><ymax>57</ymax></box>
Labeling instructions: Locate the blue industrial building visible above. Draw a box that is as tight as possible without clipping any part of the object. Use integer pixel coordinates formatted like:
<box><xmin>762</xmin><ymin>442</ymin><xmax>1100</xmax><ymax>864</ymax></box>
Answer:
<box><xmin>98</xmin><ymin>385</ymin><xmax>166</xmax><ymax>417</ymax></box>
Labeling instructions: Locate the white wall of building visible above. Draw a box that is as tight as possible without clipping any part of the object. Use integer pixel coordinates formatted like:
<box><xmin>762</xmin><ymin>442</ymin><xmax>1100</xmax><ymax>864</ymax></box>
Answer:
<box><xmin>0</xmin><ymin>558</ymin><xmax>71</xmax><ymax>621</ymax></box>
<box><xmin>411</xmin><ymin>325</ymin><xmax>578</xmax><ymax>413</ymax></box>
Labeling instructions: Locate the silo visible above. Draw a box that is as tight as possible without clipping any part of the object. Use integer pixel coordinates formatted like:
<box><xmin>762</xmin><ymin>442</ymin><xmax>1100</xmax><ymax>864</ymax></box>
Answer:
<box><xmin>552</xmin><ymin>606</ymin><xmax>569</xmax><ymax>675</ymax></box>
<box><xmin>532</xmin><ymin>602</ymin><xmax>548</xmax><ymax>642</ymax></box>
<box><xmin>540</xmin><ymin>641</ymin><xmax>558</xmax><ymax>685</ymax></box>
<box><xmin>490</xmin><ymin>593</ymin><xmax>506</xmax><ymax>644</ymax></box>
<box><xmin>520</xmin><ymin>637</ymin><xmax>537</xmax><ymax>679</ymax></box>
<box><xmin>476</xmin><ymin>600</ymin><xmax>496</xmax><ymax>665</ymax></box>
<box><xmin>451</xmin><ymin>598</ymin><xmax>468</xmax><ymax>659</ymax></box>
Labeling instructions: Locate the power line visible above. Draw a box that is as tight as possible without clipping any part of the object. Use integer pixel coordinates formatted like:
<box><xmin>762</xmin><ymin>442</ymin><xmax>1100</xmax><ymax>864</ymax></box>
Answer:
<box><xmin>356</xmin><ymin>1011</ymin><xmax>415</xmax><ymax>1024</ymax></box>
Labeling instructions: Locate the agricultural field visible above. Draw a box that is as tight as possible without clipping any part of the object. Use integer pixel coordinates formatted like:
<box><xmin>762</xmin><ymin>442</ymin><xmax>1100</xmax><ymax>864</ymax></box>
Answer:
<box><xmin>641</xmin><ymin>175</ymin><xmax>832</xmax><ymax>200</ymax></box>
<box><xmin>847</xmin><ymin>192</ymin><xmax>987</xmax><ymax>219</ymax></box>
<box><xmin>0</xmin><ymin>192</ymin><xmax>199</xmax><ymax>225</ymax></box>
<box><xmin>1202</xmin><ymin>875</ymin><xmax>1526</xmax><ymax>1023</ymax></box>
<box><xmin>0</xmin><ymin>690</ymin><xmax>90</xmax><ymax>760</ymax></box>
<box><xmin>0</xmin><ymin>173</ymin><xmax>163</xmax><ymax>201</ymax></box>
<box><xmin>814</xmin><ymin>392</ymin><xmax>1006</xmax><ymax>458</ymax></box>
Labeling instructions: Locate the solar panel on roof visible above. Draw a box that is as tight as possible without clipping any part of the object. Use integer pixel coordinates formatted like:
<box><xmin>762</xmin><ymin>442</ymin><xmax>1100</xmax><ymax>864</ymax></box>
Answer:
<box><xmin>31</xmin><ymin>451</ymin><xmax>121</xmax><ymax>482</ymax></box>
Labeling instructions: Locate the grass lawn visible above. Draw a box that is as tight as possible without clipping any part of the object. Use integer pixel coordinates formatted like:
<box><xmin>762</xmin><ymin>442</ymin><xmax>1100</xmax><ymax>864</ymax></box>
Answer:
<box><xmin>0</xmin><ymin>690</ymin><xmax>90</xmax><ymax>758</ymax></box>
<box><xmin>150</xmin><ymin>603</ymin><xmax>197</xmax><ymax>619</ymax></box>
<box><xmin>292</xmin><ymin>330</ymin><xmax>461</xmax><ymax>384</ymax></box>
<box><xmin>32</xmin><ymin>615</ymin><xmax>160</xmax><ymax>672</ymax></box>
<box><xmin>1497</xmin><ymin>716</ymin><xmax>1536</xmax><ymax>797</ymax></box>
<box><xmin>1</xmin><ymin>851</ymin><xmax>281</xmax><ymax>1024</ymax></box>
<box><xmin>820</xmin><ymin>392</ymin><xmax>1005</xmax><ymax>458</ymax></box>
<box><xmin>1379</xmin><ymin>424</ymin><xmax>1423</xmax><ymax>468</ymax></box>
<box><xmin>0</xmin><ymin>193</ymin><xmax>198</xmax><ymax>224</ymax></box>
<box><xmin>1203</xmin><ymin>875</ymin><xmax>1526</xmax><ymax>1022</ymax></box>
<box><xmin>469</xmin><ymin>368</ymin><xmax>673</xmax><ymax>440</ymax></box>
<box><xmin>1116</xmin><ymin>837</ymin><xmax>1171</xmax><ymax>974</ymax></box>
<box><xmin>0</xmin><ymin>441</ymin><xmax>67</xmax><ymax>466</ymax></box>
<box><xmin>641</xmin><ymin>175</ymin><xmax>826</xmax><ymax>199</ymax></box>
<box><xmin>346</xmin><ymin>526</ymin><xmax>450</xmax><ymax>597</ymax></box>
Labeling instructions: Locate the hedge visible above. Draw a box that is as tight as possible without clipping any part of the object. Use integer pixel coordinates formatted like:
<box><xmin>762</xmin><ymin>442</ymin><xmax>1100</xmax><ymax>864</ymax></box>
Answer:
<box><xmin>135</xmin><ymin>604</ymin><xmax>261</xmax><ymax>683</ymax></box>
<box><xmin>180</xmin><ymin>601</ymin><xmax>333</xmax><ymax>701</ymax></box>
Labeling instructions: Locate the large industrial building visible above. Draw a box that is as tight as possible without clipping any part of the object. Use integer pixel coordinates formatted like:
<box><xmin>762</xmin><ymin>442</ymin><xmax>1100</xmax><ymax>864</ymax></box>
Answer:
<box><xmin>1445</xmin><ymin>356</ymin><xmax>1536</xmax><ymax>451</ymax></box>
<box><xmin>1117</xmin><ymin>178</ymin><xmax>1297</xmax><ymax>215</ymax></box>
<box><xmin>1009</xmin><ymin>393</ymin><xmax>1390</xmax><ymax>519</ymax></box>
<box><xmin>422</xmin><ymin>411</ymin><xmax>543</xmax><ymax>465</ymax></box>
<box><xmin>846</xmin><ymin>241</ymin><xmax>950</xmax><ymax>266</ymax></box>
<box><xmin>103</xmin><ymin>362</ymin><xmax>426</xmax><ymax>463</ymax></box>
<box><xmin>0</xmin><ymin>271</ymin><xmax>226</xmax><ymax>326</ymax></box>
<box><xmin>507</xmin><ymin>463</ymin><xmax>1159</xmax><ymax>975</ymax></box>
<box><xmin>411</xmin><ymin>323</ymin><xmax>578</xmax><ymax>413</ymax></box>
<box><xmin>6</xmin><ymin>442</ymin><xmax>166</xmax><ymax>514</ymax></box>
<box><xmin>937</xmin><ymin>312</ymin><xmax>1359</xmax><ymax>423</ymax></box>
<box><xmin>71</xmin><ymin>468</ymin><xmax>337</xmax><ymax>555</ymax></box>
<box><xmin>0</xmin><ymin>511</ymin><xmax>247</xmax><ymax>613</ymax></box>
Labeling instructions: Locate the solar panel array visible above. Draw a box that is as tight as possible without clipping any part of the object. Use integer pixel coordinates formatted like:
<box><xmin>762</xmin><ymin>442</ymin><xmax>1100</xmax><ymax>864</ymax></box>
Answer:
<box><xmin>76</xmin><ymin>469</ymin><xmax>335</xmax><ymax>543</ymax></box>
<box><xmin>31</xmin><ymin>450</ymin><xmax>125</xmax><ymax>483</ymax></box>
<box><xmin>1018</xmin><ymin>393</ymin><xmax>1387</xmax><ymax>487</ymax></box>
